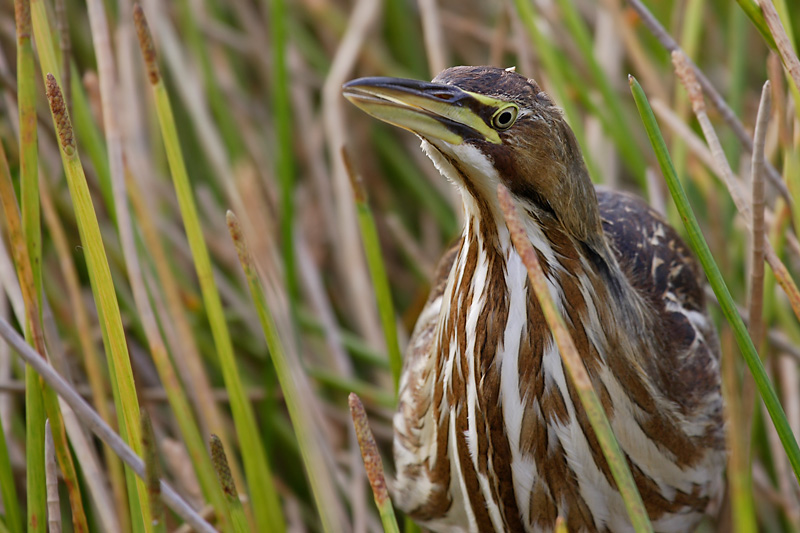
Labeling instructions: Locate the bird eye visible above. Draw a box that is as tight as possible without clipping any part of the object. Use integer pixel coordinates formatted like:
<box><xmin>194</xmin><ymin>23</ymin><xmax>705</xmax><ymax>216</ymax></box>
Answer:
<box><xmin>491</xmin><ymin>105</ymin><xmax>518</xmax><ymax>130</ymax></box>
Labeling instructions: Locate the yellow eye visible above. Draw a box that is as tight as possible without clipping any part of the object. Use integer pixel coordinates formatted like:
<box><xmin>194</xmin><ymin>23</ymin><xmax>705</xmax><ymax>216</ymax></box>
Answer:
<box><xmin>491</xmin><ymin>105</ymin><xmax>518</xmax><ymax>130</ymax></box>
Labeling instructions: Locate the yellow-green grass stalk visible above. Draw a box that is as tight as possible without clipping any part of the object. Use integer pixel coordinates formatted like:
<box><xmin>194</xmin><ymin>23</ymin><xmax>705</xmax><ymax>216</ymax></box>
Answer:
<box><xmin>38</xmin><ymin>181</ymin><xmax>131</xmax><ymax>532</ymax></box>
<box><xmin>343</xmin><ymin>148</ymin><xmax>402</xmax><ymax>393</ymax></box>
<box><xmin>28</xmin><ymin>3</ymin><xmax>126</xmax><ymax>527</ymax></box>
<box><xmin>735</xmin><ymin>0</ymin><xmax>778</xmax><ymax>50</ymax></box>
<box><xmin>630</xmin><ymin>75</ymin><xmax>800</xmax><ymax>484</ymax></box>
<box><xmin>497</xmin><ymin>184</ymin><xmax>653</xmax><ymax>533</ymax></box>
<box><xmin>511</xmin><ymin>0</ymin><xmax>600</xmax><ymax>183</ymax></box>
<box><xmin>133</xmin><ymin>6</ymin><xmax>284</xmax><ymax>530</ymax></box>
<box><xmin>32</xmin><ymin>7</ymin><xmax>124</xmax><ymax>529</ymax></box>
<box><xmin>44</xmin><ymin>73</ymin><xmax>151</xmax><ymax>531</ymax></box>
<box><xmin>267</xmin><ymin>0</ymin><xmax>299</xmax><ymax>304</ymax></box>
<box><xmin>721</xmin><ymin>335</ymin><xmax>756</xmax><ymax>533</ymax></box>
<box><xmin>24</xmin><ymin>372</ymin><xmax>45</xmax><ymax>533</ymax></box>
<box><xmin>210</xmin><ymin>436</ymin><xmax>250</xmax><ymax>533</ymax></box>
<box><xmin>553</xmin><ymin>0</ymin><xmax>647</xmax><ymax>183</ymax></box>
<box><xmin>14</xmin><ymin>1</ymin><xmax>45</xmax><ymax>531</ymax></box>
<box><xmin>348</xmin><ymin>393</ymin><xmax>400</xmax><ymax>533</ymax></box>
<box><xmin>141</xmin><ymin>413</ymin><xmax>166</xmax><ymax>533</ymax></box>
<box><xmin>0</xmin><ymin>129</ymin><xmax>88</xmax><ymax>533</ymax></box>
<box><xmin>227</xmin><ymin>211</ymin><xmax>342</xmax><ymax>533</ymax></box>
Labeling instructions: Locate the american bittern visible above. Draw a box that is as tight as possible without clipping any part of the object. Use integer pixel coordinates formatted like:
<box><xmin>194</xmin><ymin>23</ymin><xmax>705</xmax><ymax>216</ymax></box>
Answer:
<box><xmin>343</xmin><ymin>66</ymin><xmax>725</xmax><ymax>532</ymax></box>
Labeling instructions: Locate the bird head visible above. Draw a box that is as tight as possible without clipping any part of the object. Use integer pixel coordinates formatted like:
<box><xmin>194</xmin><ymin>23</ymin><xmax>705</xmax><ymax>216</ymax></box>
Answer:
<box><xmin>343</xmin><ymin>65</ymin><xmax>603</xmax><ymax>246</ymax></box>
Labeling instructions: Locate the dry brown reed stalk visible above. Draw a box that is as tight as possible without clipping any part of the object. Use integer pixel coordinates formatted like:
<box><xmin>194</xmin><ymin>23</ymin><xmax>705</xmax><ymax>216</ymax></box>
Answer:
<box><xmin>749</xmin><ymin>82</ymin><xmax>772</xmax><ymax>353</ymax></box>
<box><xmin>672</xmin><ymin>52</ymin><xmax>800</xmax><ymax>323</ymax></box>
<box><xmin>295</xmin><ymin>232</ymin><xmax>369</xmax><ymax>532</ymax></box>
<box><xmin>759</xmin><ymin>0</ymin><xmax>800</xmax><ymax>95</ymax></box>
<box><xmin>45</xmin><ymin>419</ymin><xmax>62</xmax><ymax>533</ymax></box>
<box><xmin>419</xmin><ymin>0</ymin><xmax>448</xmax><ymax>76</ymax></box>
<box><xmin>322</xmin><ymin>0</ymin><xmax>383</xmax><ymax>346</ymax></box>
<box><xmin>627</xmin><ymin>0</ymin><xmax>791</xmax><ymax>201</ymax></box>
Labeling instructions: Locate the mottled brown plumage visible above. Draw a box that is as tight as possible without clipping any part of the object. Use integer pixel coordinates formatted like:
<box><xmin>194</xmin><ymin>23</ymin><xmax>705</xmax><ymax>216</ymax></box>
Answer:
<box><xmin>344</xmin><ymin>66</ymin><xmax>724</xmax><ymax>532</ymax></box>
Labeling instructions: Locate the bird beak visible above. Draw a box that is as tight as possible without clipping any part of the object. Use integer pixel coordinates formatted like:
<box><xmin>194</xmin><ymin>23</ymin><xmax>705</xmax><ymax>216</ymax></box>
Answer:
<box><xmin>343</xmin><ymin>77</ymin><xmax>502</xmax><ymax>145</ymax></box>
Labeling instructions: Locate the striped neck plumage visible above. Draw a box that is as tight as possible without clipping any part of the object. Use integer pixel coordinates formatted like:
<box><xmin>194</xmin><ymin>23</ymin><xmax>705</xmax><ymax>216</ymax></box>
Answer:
<box><xmin>420</xmin><ymin>138</ymin><xmax>620</xmax><ymax>293</ymax></box>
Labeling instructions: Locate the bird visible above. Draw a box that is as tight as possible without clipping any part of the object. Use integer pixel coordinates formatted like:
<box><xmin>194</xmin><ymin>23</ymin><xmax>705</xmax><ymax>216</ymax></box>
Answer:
<box><xmin>343</xmin><ymin>66</ymin><xmax>725</xmax><ymax>533</ymax></box>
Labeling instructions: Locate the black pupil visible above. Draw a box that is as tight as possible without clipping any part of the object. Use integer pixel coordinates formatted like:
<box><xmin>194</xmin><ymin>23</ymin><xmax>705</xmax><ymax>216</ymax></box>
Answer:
<box><xmin>498</xmin><ymin>110</ymin><xmax>513</xmax><ymax>126</ymax></box>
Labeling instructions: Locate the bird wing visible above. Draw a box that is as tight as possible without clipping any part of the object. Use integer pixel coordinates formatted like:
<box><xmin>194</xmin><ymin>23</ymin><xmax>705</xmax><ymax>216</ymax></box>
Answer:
<box><xmin>595</xmin><ymin>186</ymin><xmax>724</xmax><ymax>428</ymax></box>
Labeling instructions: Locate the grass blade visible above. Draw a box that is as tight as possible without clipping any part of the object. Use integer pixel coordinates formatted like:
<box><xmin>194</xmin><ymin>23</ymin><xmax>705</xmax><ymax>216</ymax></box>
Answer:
<box><xmin>343</xmin><ymin>148</ymin><xmax>403</xmax><ymax>393</ymax></box>
<box><xmin>13</xmin><ymin>2</ymin><xmax>45</xmax><ymax>531</ymax></box>
<box><xmin>735</xmin><ymin>0</ymin><xmax>778</xmax><ymax>50</ymax></box>
<box><xmin>227</xmin><ymin>211</ymin><xmax>344</xmax><ymax>533</ymax></box>
<box><xmin>44</xmin><ymin>73</ymin><xmax>150</xmax><ymax>531</ymax></box>
<box><xmin>266</xmin><ymin>0</ymin><xmax>299</xmax><ymax>304</ymax></box>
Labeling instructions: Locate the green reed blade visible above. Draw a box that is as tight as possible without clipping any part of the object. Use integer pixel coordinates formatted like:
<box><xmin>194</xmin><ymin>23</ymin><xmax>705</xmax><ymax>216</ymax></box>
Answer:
<box><xmin>343</xmin><ymin>149</ymin><xmax>403</xmax><ymax>394</ymax></box>
<box><xmin>227</xmin><ymin>211</ymin><xmax>343</xmax><ymax>533</ymax></box>
<box><xmin>44</xmin><ymin>73</ymin><xmax>150</xmax><ymax>532</ymax></box>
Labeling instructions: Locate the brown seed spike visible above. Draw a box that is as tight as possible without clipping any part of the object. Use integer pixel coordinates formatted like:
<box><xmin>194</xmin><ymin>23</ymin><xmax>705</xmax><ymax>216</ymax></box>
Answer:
<box><xmin>45</xmin><ymin>74</ymin><xmax>75</xmax><ymax>156</ymax></box>
<box><xmin>671</xmin><ymin>51</ymin><xmax>705</xmax><ymax>114</ymax></box>
<box><xmin>210</xmin><ymin>435</ymin><xmax>238</xmax><ymax>499</ymax></box>
<box><xmin>14</xmin><ymin>0</ymin><xmax>32</xmax><ymax>40</ymax></box>
<box><xmin>348</xmin><ymin>393</ymin><xmax>389</xmax><ymax>507</ymax></box>
<box><xmin>133</xmin><ymin>4</ymin><xmax>160</xmax><ymax>85</ymax></box>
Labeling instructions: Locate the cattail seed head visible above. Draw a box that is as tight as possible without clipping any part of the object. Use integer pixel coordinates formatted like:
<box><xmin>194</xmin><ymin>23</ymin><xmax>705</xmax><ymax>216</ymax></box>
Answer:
<box><xmin>45</xmin><ymin>73</ymin><xmax>75</xmax><ymax>157</ymax></box>
<box><xmin>210</xmin><ymin>435</ymin><xmax>238</xmax><ymax>499</ymax></box>
<box><xmin>348</xmin><ymin>393</ymin><xmax>389</xmax><ymax>507</ymax></box>
<box><xmin>672</xmin><ymin>51</ymin><xmax>705</xmax><ymax>114</ymax></box>
<box><xmin>134</xmin><ymin>4</ymin><xmax>160</xmax><ymax>85</ymax></box>
<box><xmin>14</xmin><ymin>0</ymin><xmax>31</xmax><ymax>41</ymax></box>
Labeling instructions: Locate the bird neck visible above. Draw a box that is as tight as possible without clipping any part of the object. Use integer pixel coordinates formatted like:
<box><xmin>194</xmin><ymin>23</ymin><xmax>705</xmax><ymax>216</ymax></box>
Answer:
<box><xmin>453</xmin><ymin>188</ymin><xmax>642</xmax><ymax>351</ymax></box>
